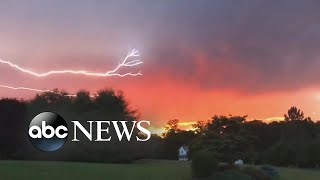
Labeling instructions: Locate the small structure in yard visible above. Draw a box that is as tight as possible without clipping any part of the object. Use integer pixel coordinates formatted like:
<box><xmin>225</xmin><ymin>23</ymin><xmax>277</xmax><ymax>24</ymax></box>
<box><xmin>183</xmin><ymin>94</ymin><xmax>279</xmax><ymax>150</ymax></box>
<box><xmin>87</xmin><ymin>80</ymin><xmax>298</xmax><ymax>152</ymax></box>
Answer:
<box><xmin>234</xmin><ymin>159</ymin><xmax>244</xmax><ymax>166</ymax></box>
<box><xmin>178</xmin><ymin>145</ymin><xmax>188</xmax><ymax>161</ymax></box>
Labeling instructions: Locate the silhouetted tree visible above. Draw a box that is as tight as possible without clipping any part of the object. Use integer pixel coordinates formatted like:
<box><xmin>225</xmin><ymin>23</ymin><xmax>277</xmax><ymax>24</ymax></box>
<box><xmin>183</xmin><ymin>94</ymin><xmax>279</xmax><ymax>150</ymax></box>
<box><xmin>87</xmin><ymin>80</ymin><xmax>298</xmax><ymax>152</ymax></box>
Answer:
<box><xmin>0</xmin><ymin>98</ymin><xmax>27</xmax><ymax>159</ymax></box>
<box><xmin>164</xmin><ymin>119</ymin><xmax>179</xmax><ymax>132</ymax></box>
<box><xmin>284</xmin><ymin>106</ymin><xmax>307</xmax><ymax>121</ymax></box>
<box><xmin>0</xmin><ymin>88</ymin><xmax>144</xmax><ymax>163</ymax></box>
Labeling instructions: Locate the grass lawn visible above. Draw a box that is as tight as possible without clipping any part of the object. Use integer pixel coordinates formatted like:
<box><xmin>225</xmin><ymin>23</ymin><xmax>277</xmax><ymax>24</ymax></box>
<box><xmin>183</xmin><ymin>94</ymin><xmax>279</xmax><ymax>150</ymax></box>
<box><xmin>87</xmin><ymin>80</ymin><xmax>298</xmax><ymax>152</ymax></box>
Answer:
<box><xmin>0</xmin><ymin>159</ymin><xmax>190</xmax><ymax>180</ymax></box>
<box><xmin>274</xmin><ymin>166</ymin><xmax>320</xmax><ymax>180</ymax></box>
<box><xmin>0</xmin><ymin>160</ymin><xmax>319</xmax><ymax>180</ymax></box>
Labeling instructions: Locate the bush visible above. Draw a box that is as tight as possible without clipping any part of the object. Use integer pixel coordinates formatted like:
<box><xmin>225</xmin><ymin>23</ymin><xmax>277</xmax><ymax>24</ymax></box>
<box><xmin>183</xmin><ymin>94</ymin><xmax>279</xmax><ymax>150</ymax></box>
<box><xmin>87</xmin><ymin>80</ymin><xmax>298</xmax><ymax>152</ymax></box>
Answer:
<box><xmin>260</xmin><ymin>166</ymin><xmax>279</xmax><ymax>179</ymax></box>
<box><xmin>218</xmin><ymin>163</ymin><xmax>238</xmax><ymax>172</ymax></box>
<box><xmin>242</xmin><ymin>167</ymin><xmax>270</xmax><ymax>180</ymax></box>
<box><xmin>191</xmin><ymin>150</ymin><xmax>218</xmax><ymax>178</ymax></box>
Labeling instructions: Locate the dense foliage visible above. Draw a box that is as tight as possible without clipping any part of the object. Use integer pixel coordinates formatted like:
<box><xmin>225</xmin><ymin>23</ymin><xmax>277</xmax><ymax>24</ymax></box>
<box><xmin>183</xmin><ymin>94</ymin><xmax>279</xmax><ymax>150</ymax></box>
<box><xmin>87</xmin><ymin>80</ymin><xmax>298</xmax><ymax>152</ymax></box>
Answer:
<box><xmin>191</xmin><ymin>150</ymin><xmax>218</xmax><ymax>178</ymax></box>
<box><xmin>0</xmin><ymin>89</ymin><xmax>149</xmax><ymax>163</ymax></box>
<box><xmin>162</xmin><ymin>107</ymin><xmax>320</xmax><ymax>168</ymax></box>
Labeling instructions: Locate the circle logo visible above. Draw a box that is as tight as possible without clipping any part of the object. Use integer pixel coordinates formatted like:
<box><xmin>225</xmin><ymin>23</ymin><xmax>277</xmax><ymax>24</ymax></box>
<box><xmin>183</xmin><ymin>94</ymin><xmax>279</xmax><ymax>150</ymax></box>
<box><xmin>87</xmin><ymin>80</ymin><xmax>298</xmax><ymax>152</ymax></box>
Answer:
<box><xmin>28</xmin><ymin>112</ymin><xmax>68</xmax><ymax>152</ymax></box>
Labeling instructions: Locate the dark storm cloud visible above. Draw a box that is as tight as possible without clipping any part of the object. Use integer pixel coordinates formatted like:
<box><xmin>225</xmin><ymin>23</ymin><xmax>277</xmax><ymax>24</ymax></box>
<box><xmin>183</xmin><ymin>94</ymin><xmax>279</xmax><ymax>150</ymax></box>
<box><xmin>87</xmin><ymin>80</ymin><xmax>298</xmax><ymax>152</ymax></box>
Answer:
<box><xmin>137</xmin><ymin>0</ymin><xmax>320</xmax><ymax>93</ymax></box>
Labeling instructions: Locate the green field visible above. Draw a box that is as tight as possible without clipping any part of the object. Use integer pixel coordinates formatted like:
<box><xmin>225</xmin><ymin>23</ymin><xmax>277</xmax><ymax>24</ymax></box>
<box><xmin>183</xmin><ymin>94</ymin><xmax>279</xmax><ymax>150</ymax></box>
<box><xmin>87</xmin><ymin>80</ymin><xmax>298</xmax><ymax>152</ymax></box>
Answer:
<box><xmin>0</xmin><ymin>160</ymin><xmax>319</xmax><ymax>180</ymax></box>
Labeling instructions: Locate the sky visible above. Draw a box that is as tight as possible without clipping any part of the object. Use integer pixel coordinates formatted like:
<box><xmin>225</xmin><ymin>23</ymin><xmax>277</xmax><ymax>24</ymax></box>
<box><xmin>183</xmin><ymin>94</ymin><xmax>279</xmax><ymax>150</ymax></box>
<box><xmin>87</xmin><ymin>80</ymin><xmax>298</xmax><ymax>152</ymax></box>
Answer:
<box><xmin>0</xmin><ymin>1</ymin><xmax>320</xmax><ymax>132</ymax></box>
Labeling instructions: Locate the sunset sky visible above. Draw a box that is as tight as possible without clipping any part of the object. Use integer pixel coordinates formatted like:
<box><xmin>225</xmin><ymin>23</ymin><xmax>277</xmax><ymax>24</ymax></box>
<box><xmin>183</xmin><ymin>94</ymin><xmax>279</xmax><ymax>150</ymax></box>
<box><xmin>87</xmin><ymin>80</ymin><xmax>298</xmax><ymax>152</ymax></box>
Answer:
<box><xmin>0</xmin><ymin>1</ymin><xmax>320</xmax><ymax>132</ymax></box>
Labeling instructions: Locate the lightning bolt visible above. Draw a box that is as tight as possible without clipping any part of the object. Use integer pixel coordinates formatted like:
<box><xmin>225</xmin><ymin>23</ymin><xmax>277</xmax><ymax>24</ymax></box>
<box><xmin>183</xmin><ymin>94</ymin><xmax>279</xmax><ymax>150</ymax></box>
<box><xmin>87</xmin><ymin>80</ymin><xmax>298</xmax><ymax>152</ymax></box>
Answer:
<box><xmin>0</xmin><ymin>49</ymin><xmax>143</xmax><ymax>96</ymax></box>
<box><xmin>0</xmin><ymin>49</ymin><xmax>143</xmax><ymax>77</ymax></box>
<box><xmin>0</xmin><ymin>85</ymin><xmax>98</xmax><ymax>97</ymax></box>
<box><xmin>0</xmin><ymin>85</ymin><xmax>77</xmax><ymax>97</ymax></box>
<box><xmin>0</xmin><ymin>85</ymin><xmax>52</xmax><ymax>93</ymax></box>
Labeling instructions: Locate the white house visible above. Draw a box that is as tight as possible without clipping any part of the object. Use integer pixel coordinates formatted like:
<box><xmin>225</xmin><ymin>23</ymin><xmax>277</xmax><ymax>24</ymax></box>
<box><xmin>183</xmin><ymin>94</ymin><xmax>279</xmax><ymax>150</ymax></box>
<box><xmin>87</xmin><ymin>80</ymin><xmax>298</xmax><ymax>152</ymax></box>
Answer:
<box><xmin>234</xmin><ymin>159</ymin><xmax>244</xmax><ymax>166</ymax></box>
<box><xmin>178</xmin><ymin>145</ymin><xmax>188</xmax><ymax>161</ymax></box>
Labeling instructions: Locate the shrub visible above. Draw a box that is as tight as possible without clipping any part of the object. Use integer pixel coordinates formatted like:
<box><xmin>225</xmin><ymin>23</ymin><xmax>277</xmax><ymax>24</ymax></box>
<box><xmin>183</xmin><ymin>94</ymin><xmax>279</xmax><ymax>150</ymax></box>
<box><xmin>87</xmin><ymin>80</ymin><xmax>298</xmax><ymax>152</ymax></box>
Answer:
<box><xmin>191</xmin><ymin>150</ymin><xmax>218</xmax><ymax>178</ymax></box>
<box><xmin>260</xmin><ymin>166</ymin><xmax>279</xmax><ymax>179</ymax></box>
<box><xmin>218</xmin><ymin>163</ymin><xmax>238</xmax><ymax>172</ymax></box>
<box><xmin>242</xmin><ymin>167</ymin><xmax>270</xmax><ymax>180</ymax></box>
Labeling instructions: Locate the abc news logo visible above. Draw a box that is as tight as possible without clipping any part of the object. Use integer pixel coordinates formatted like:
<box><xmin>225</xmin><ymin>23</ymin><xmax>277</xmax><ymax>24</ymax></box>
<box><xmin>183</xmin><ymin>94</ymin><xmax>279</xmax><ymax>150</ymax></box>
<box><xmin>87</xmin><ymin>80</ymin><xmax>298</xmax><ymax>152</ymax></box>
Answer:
<box><xmin>28</xmin><ymin>112</ymin><xmax>151</xmax><ymax>152</ymax></box>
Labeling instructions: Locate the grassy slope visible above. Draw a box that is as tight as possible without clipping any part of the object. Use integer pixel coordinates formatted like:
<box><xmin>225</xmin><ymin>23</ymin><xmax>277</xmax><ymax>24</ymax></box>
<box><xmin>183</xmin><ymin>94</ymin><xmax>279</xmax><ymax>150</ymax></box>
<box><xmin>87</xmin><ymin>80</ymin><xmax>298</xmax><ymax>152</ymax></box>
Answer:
<box><xmin>0</xmin><ymin>160</ymin><xmax>190</xmax><ymax>180</ymax></box>
<box><xmin>0</xmin><ymin>160</ymin><xmax>319</xmax><ymax>180</ymax></box>
<box><xmin>275</xmin><ymin>167</ymin><xmax>320</xmax><ymax>180</ymax></box>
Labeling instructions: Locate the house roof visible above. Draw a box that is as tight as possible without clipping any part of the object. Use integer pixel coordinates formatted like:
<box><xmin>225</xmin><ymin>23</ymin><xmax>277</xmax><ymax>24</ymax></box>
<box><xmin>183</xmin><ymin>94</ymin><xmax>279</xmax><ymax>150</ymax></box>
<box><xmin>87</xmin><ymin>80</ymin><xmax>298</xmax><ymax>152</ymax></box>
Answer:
<box><xmin>178</xmin><ymin>145</ymin><xmax>188</xmax><ymax>152</ymax></box>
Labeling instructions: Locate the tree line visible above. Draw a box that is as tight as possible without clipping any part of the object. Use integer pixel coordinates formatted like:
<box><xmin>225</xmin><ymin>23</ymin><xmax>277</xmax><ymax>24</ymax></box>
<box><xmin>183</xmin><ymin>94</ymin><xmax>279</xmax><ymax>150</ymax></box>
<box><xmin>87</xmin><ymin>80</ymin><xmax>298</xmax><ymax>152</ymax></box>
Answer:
<box><xmin>0</xmin><ymin>88</ymin><xmax>319</xmax><ymax>167</ymax></box>
<box><xmin>161</xmin><ymin>107</ymin><xmax>320</xmax><ymax>168</ymax></box>
<box><xmin>0</xmin><ymin>89</ymin><xmax>146</xmax><ymax>163</ymax></box>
